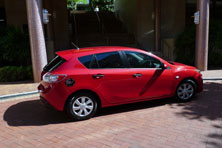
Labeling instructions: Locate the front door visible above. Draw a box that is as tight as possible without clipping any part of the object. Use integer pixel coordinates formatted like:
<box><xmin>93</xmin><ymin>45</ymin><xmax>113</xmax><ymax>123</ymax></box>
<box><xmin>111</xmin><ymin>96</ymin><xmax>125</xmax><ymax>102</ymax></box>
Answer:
<box><xmin>122</xmin><ymin>51</ymin><xmax>173</xmax><ymax>100</ymax></box>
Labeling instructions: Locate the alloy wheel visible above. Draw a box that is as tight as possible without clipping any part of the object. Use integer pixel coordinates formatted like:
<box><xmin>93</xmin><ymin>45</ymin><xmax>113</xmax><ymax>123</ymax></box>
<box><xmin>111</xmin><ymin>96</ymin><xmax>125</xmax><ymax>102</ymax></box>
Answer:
<box><xmin>72</xmin><ymin>96</ymin><xmax>94</xmax><ymax>117</ymax></box>
<box><xmin>177</xmin><ymin>83</ymin><xmax>194</xmax><ymax>100</ymax></box>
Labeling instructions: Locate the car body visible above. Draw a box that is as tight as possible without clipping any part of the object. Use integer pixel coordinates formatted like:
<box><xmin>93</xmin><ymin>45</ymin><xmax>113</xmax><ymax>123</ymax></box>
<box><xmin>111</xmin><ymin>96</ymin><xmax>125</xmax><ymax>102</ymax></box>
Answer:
<box><xmin>38</xmin><ymin>46</ymin><xmax>203</xmax><ymax>120</ymax></box>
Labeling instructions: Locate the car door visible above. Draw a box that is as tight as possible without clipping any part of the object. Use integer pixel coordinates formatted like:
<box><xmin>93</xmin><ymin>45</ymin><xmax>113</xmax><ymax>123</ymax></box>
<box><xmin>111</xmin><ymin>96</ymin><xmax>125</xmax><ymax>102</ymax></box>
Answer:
<box><xmin>123</xmin><ymin>51</ymin><xmax>174</xmax><ymax>100</ymax></box>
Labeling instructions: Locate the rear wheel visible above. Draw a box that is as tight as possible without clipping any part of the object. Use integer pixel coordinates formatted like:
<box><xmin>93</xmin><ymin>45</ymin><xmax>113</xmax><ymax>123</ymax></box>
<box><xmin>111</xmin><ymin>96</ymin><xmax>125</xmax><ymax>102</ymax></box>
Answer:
<box><xmin>67</xmin><ymin>92</ymin><xmax>98</xmax><ymax>121</ymax></box>
<box><xmin>176</xmin><ymin>79</ymin><xmax>196</xmax><ymax>102</ymax></box>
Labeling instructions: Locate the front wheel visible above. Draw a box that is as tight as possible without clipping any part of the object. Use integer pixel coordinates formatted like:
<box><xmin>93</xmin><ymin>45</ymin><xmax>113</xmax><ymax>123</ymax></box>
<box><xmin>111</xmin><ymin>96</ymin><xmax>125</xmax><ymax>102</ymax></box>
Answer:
<box><xmin>176</xmin><ymin>80</ymin><xmax>196</xmax><ymax>102</ymax></box>
<box><xmin>66</xmin><ymin>92</ymin><xmax>98</xmax><ymax>121</ymax></box>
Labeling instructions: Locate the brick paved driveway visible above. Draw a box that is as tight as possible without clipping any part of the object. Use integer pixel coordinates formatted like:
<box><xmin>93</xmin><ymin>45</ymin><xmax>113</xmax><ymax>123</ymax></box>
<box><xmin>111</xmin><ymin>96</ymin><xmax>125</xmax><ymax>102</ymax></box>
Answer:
<box><xmin>0</xmin><ymin>81</ymin><xmax>222</xmax><ymax>148</ymax></box>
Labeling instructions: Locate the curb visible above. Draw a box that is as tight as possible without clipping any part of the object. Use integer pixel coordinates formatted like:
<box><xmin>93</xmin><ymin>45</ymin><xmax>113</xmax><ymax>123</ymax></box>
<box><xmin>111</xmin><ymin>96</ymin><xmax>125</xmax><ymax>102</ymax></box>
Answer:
<box><xmin>0</xmin><ymin>91</ymin><xmax>39</xmax><ymax>100</ymax></box>
<box><xmin>203</xmin><ymin>78</ymin><xmax>222</xmax><ymax>80</ymax></box>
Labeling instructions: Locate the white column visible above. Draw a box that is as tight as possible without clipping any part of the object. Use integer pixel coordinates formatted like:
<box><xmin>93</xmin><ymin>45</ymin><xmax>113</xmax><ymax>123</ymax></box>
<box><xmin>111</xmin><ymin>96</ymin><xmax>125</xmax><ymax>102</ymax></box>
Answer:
<box><xmin>195</xmin><ymin>0</ymin><xmax>210</xmax><ymax>71</ymax></box>
<box><xmin>26</xmin><ymin>0</ymin><xmax>48</xmax><ymax>82</ymax></box>
<box><xmin>154</xmin><ymin>0</ymin><xmax>161</xmax><ymax>52</ymax></box>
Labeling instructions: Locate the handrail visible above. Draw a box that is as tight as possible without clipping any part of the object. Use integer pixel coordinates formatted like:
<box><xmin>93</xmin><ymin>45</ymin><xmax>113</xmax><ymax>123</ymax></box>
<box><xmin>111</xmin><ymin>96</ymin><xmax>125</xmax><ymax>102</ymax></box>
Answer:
<box><xmin>72</xmin><ymin>12</ymin><xmax>79</xmax><ymax>46</ymax></box>
<box><xmin>95</xmin><ymin>11</ymin><xmax>101</xmax><ymax>24</ymax></box>
<box><xmin>90</xmin><ymin>4</ymin><xmax>109</xmax><ymax>45</ymax></box>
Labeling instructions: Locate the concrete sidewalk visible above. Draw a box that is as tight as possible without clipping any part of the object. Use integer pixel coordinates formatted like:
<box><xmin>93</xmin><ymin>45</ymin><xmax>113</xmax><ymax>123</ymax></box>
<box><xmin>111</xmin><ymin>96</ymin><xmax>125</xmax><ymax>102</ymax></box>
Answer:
<box><xmin>0</xmin><ymin>82</ymin><xmax>38</xmax><ymax>96</ymax></box>
<box><xmin>0</xmin><ymin>70</ymin><xmax>221</xmax><ymax>99</ymax></box>
<box><xmin>201</xmin><ymin>70</ymin><xmax>222</xmax><ymax>79</ymax></box>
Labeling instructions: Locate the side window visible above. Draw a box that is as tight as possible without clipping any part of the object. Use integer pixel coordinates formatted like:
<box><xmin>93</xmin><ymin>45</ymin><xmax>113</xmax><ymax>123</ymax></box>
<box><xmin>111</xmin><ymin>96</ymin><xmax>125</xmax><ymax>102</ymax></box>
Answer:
<box><xmin>124</xmin><ymin>51</ymin><xmax>162</xmax><ymax>68</ymax></box>
<box><xmin>78</xmin><ymin>55</ymin><xmax>93</xmax><ymax>68</ymax></box>
<box><xmin>95</xmin><ymin>51</ymin><xmax>124</xmax><ymax>68</ymax></box>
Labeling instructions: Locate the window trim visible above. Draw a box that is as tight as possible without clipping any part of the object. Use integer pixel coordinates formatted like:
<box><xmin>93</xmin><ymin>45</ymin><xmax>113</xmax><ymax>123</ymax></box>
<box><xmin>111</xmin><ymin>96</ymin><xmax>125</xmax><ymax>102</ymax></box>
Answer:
<box><xmin>89</xmin><ymin>54</ymin><xmax>98</xmax><ymax>69</ymax></box>
<box><xmin>78</xmin><ymin>50</ymin><xmax>170</xmax><ymax>70</ymax></box>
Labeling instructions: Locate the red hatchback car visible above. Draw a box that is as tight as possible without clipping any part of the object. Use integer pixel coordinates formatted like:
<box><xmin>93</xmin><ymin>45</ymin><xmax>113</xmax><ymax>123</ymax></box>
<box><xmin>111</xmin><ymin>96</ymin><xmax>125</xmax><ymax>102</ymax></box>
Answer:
<box><xmin>38</xmin><ymin>46</ymin><xmax>203</xmax><ymax>120</ymax></box>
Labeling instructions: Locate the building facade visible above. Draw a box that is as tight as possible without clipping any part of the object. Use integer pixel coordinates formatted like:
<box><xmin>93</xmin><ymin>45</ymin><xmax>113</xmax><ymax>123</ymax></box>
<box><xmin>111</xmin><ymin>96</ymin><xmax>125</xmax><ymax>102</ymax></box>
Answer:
<box><xmin>0</xmin><ymin>0</ymin><xmax>213</xmax><ymax>82</ymax></box>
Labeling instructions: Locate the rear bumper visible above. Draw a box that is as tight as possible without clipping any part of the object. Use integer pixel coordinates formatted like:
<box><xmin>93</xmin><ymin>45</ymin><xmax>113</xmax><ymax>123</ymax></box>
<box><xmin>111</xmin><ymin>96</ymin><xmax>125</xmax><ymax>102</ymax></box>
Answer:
<box><xmin>40</xmin><ymin>96</ymin><xmax>54</xmax><ymax>110</ymax></box>
<box><xmin>38</xmin><ymin>82</ymin><xmax>70</xmax><ymax>111</ymax></box>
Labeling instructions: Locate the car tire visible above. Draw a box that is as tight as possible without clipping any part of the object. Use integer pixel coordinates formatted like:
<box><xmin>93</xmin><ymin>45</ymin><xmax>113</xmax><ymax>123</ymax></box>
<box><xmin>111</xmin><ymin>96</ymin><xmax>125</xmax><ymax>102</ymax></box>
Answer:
<box><xmin>66</xmin><ymin>92</ymin><xmax>98</xmax><ymax>121</ymax></box>
<box><xmin>176</xmin><ymin>79</ymin><xmax>196</xmax><ymax>102</ymax></box>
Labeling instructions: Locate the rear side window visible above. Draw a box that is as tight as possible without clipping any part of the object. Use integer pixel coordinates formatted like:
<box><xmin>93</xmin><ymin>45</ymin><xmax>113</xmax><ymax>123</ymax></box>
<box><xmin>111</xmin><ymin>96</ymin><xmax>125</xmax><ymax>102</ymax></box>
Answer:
<box><xmin>43</xmin><ymin>55</ymin><xmax>65</xmax><ymax>72</ymax></box>
<box><xmin>78</xmin><ymin>55</ymin><xmax>93</xmax><ymax>68</ymax></box>
<box><xmin>95</xmin><ymin>51</ymin><xmax>124</xmax><ymax>68</ymax></box>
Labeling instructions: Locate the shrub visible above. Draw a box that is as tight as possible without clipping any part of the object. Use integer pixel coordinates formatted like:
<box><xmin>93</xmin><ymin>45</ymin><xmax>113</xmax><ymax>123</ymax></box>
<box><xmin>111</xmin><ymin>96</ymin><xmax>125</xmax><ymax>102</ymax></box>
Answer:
<box><xmin>0</xmin><ymin>26</ymin><xmax>31</xmax><ymax>67</ymax></box>
<box><xmin>174</xmin><ymin>24</ymin><xmax>196</xmax><ymax>66</ymax></box>
<box><xmin>0</xmin><ymin>66</ymin><xmax>33</xmax><ymax>82</ymax></box>
<box><xmin>0</xmin><ymin>26</ymin><xmax>33</xmax><ymax>82</ymax></box>
<box><xmin>175</xmin><ymin>20</ymin><xmax>222</xmax><ymax>68</ymax></box>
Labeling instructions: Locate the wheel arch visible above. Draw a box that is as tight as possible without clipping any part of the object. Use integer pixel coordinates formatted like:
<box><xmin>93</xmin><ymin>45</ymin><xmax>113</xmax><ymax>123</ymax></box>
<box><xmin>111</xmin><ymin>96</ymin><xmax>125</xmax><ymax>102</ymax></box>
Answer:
<box><xmin>177</xmin><ymin>77</ymin><xmax>198</xmax><ymax>91</ymax></box>
<box><xmin>64</xmin><ymin>89</ymin><xmax>102</xmax><ymax>111</ymax></box>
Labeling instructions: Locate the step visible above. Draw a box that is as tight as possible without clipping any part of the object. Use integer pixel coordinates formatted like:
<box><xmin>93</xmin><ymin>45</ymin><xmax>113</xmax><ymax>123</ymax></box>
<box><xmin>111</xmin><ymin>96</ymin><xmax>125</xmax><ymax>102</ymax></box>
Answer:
<box><xmin>107</xmin><ymin>33</ymin><xmax>135</xmax><ymax>42</ymax></box>
<box><xmin>77</xmin><ymin>34</ymin><xmax>108</xmax><ymax>44</ymax></box>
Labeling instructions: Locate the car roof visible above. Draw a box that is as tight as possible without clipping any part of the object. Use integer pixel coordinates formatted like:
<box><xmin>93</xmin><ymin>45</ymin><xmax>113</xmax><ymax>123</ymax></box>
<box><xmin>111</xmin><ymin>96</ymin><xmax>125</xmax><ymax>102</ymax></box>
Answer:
<box><xmin>56</xmin><ymin>46</ymin><xmax>154</xmax><ymax>60</ymax></box>
<box><xmin>57</xmin><ymin>46</ymin><xmax>146</xmax><ymax>54</ymax></box>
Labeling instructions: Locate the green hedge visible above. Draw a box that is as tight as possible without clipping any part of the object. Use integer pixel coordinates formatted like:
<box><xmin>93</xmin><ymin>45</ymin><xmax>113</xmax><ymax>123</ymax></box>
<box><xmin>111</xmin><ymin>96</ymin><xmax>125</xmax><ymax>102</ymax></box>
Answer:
<box><xmin>0</xmin><ymin>26</ymin><xmax>33</xmax><ymax>82</ymax></box>
<box><xmin>175</xmin><ymin>20</ymin><xmax>222</xmax><ymax>67</ymax></box>
<box><xmin>0</xmin><ymin>66</ymin><xmax>33</xmax><ymax>82</ymax></box>
<box><xmin>175</xmin><ymin>25</ymin><xmax>196</xmax><ymax>66</ymax></box>
<box><xmin>0</xmin><ymin>26</ymin><xmax>31</xmax><ymax>67</ymax></box>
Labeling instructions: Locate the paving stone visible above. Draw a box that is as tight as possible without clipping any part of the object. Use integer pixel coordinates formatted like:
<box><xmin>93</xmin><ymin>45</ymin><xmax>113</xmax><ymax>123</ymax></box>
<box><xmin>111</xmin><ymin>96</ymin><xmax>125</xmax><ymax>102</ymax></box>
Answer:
<box><xmin>0</xmin><ymin>81</ymin><xmax>221</xmax><ymax>148</ymax></box>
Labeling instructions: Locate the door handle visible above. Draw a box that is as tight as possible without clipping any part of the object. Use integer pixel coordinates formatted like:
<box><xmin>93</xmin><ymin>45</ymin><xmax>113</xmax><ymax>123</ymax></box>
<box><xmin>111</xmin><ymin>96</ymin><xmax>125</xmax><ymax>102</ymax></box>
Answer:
<box><xmin>93</xmin><ymin>74</ymin><xmax>104</xmax><ymax>79</ymax></box>
<box><xmin>133</xmin><ymin>73</ymin><xmax>142</xmax><ymax>78</ymax></box>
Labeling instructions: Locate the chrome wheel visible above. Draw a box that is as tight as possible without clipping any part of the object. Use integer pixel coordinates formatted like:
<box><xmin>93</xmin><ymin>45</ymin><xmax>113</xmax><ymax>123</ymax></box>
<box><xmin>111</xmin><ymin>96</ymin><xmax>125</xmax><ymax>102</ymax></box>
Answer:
<box><xmin>72</xmin><ymin>96</ymin><xmax>94</xmax><ymax>117</ymax></box>
<box><xmin>177</xmin><ymin>83</ymin><xmax>194</xmax><ymax>100</ymax></box>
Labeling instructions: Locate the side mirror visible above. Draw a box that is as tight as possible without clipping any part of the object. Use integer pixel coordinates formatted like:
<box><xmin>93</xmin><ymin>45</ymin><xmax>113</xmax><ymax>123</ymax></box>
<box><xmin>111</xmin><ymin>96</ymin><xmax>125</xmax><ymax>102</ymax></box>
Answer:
<box><xmin>161</xmin><ymin>63</ymin><xmax>168</xmax><ymax>69</ymax></box>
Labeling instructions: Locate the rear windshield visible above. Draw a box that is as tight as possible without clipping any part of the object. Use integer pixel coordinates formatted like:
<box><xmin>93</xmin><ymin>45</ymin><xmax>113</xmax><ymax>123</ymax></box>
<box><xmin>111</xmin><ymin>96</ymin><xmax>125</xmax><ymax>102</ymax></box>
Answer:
<box><xmin>43</xmin><ymin>55</ymin><xmax>66</xmax><ymax>72</ymax></box>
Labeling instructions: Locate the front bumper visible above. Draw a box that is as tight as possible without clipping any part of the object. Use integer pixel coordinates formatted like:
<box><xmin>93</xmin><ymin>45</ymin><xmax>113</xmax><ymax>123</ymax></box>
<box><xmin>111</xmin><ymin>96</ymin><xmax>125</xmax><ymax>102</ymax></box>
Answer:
<box><xmin>197</xmin><ymin>74</ymin><xmax>203</xmax><ymax>93</ymax></box>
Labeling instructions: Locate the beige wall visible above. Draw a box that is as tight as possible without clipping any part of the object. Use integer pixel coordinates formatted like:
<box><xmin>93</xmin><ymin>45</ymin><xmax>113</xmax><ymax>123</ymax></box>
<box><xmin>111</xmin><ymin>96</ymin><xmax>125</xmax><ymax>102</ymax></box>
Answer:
<box><xmin>136</xmin><ymin>0</ymin><xmax>154</xmax><ymax>50</ymax></box>
<box><xmin>115</xmin><ymin>0</ymin><xmax>154</xmax><ymax>51</ymax></box>
<box><xmin>44</xmin><ymin>0</ymin><xmax>70</xmax><ymax>55</ymax></box>
<box><xmin>3</xmin><ymin>0</ymin><xmax>69</xmax><ymax>61</ymax></box>
<box><xmin>0</xmin><ymin>0</ymin><xmax>4</xmax><ymax>7</ymax></box>
<box><xmin>115</xmin><ymin>0</ymin><xmax>186</xmax><ymax>51</ymax></box>
<box><xmin>51</xmin><ymin>0</ymin><xmax>69</xmax><ymax>51</ymax></box>
<box><xmin>161</xmin><ymin>0</ymin><xmax>186</xmax><ymax>38</ymax></box>
<box><xmin>114</xmin><ymin>0</ymin><xmax>137</xmax><ymax>35</ymax></box>
<box><xmin>4</xmin><ymin>0</ymin><xmax>27</xmax><ymax>29</ymax></box>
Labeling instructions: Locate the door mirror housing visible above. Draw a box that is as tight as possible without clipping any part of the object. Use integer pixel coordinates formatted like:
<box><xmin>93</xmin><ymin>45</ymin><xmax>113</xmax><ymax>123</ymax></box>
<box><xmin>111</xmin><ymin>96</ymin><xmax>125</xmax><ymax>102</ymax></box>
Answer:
<box><xmin>161</xmin><ymin>63</ymin><xmax>168</xmax><ymax>69</ymax></box>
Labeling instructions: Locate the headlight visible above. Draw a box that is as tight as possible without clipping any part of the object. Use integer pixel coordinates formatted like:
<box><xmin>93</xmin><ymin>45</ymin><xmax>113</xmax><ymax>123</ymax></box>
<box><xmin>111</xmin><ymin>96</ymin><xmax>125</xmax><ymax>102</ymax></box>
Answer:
<box><xmin>194</xmin><ymin>69</ymin><xmax>201</xmax><ymax>73</ymax></box>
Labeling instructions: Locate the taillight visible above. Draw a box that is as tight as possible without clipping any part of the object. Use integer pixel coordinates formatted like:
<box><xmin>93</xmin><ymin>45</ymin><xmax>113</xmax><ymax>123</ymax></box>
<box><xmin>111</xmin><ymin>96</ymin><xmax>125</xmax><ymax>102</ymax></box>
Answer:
<box><xmin>43</xmin><ymin>73</ymin><xmax>66</xmax><ymax>83</ymax></box>
<box><xmin>41</xmin><ymin>71</ymin><xmax>46</xmax><ymax>80</ymax></box>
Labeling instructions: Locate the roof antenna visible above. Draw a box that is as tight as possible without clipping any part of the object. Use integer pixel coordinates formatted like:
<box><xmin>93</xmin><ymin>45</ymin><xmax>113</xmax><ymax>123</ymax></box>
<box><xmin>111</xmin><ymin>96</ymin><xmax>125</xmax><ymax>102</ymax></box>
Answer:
<box><xmin>71</xmin><ymin>42</ymin><xmax>80</xmax><ymax>50</ymax></box>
